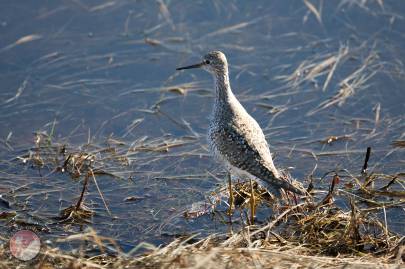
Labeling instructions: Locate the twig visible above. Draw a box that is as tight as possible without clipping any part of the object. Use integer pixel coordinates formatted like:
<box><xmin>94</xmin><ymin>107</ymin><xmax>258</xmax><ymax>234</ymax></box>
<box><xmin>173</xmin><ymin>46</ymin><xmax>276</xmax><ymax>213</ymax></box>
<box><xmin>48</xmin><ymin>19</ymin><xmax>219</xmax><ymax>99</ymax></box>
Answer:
<box><xmin>90</xmin><ymin>168</ymin><xmax>112</xmax><ymax>216</ymax></box>
<box><xmin>250</xmin><ymin>203</ymin><xmax>305</xmax><ymax>237</ymax></box>
<box><xmin>379</xmin><ymin>176</ymin><xmax>397</xmax><ymax>191</ymax></box>
<box><xmin>362</xmin><ymin>147</ymin><xmax>371</xmax><ymax>174</ymax></box>
<box><xmin>76</xmin><ymin>172</ymin><xmax>89</xmax><ymax>210</ymax></box>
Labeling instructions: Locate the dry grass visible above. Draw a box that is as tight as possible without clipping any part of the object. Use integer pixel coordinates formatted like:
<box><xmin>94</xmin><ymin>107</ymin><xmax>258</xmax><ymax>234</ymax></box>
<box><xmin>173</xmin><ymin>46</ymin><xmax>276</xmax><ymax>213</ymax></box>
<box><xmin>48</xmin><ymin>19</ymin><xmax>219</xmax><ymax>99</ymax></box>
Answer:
<box><xmin>1</xmin><ymin>191</ymin><xmax>403</xmax><ymax>269</ymax></box>
<box><xmin>2</xmin><ymin>241</ymin><xmax>402</xmax><ymax>269</ymax></box>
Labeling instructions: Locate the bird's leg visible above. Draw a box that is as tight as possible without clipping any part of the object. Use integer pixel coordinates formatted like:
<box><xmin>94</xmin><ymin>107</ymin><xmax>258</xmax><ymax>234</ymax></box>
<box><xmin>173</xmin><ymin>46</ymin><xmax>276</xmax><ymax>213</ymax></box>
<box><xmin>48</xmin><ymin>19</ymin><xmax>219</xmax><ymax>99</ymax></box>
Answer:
<box><xmin>249</xmin><ymin>178</ymin><xmax>255</xmax><ymax>224</ymax></box>
<box><xmin>227</xmin><ymin>172</ymin><xmax>234</xmax><ymax>215</ymax></box>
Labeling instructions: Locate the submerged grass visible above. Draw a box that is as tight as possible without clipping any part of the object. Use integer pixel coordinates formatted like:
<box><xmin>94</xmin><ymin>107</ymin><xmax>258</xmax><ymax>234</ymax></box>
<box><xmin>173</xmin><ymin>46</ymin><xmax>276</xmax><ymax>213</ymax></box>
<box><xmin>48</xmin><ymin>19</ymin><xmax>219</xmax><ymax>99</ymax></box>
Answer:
<box><xmin>1</xmin><ymin>131</ymin><xmax>403</xmax><ymax>268</ymax></box>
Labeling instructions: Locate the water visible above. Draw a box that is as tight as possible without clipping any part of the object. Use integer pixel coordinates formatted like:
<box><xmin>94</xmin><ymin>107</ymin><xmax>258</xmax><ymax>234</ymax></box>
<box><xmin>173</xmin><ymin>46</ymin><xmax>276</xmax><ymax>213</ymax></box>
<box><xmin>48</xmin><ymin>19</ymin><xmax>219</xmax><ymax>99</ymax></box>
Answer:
<box><xmin>0</xmin><ymin>0</ymin><xmax>404</xmax><ymax>253</ymax></box>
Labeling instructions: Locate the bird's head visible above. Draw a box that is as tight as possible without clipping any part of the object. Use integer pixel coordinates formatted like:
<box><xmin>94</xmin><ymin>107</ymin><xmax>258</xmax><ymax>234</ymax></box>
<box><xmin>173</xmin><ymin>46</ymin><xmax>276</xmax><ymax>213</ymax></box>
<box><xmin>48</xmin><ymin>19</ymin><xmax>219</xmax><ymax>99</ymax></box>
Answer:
<box><xmin>176</xmin><ymin>51</ymin><xmax>228</xmax><ymax>75</ymax></box>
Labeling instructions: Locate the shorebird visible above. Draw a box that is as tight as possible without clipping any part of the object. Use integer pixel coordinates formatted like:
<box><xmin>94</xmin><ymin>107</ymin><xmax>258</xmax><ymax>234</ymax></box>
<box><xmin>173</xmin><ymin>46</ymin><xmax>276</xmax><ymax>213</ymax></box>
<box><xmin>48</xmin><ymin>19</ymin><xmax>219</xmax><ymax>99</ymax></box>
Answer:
<box><xmin>176</xmin><ymin>51</ymin><xmax>305</xmax><ymax>197</ymax></box>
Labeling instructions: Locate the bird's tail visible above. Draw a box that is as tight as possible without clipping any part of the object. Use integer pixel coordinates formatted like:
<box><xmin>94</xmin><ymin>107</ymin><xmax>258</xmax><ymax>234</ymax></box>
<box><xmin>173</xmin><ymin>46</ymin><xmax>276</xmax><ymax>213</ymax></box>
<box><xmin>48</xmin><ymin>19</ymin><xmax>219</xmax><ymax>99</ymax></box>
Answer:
<box><xmin>259</xmin><ymin>175</ymin><xmax>306</xmax><ymax>196</ymax></box>
<box><xmin>278</xmin><ymin>171</ymin><xmax>306</xmax><ymax>195</ymax></box>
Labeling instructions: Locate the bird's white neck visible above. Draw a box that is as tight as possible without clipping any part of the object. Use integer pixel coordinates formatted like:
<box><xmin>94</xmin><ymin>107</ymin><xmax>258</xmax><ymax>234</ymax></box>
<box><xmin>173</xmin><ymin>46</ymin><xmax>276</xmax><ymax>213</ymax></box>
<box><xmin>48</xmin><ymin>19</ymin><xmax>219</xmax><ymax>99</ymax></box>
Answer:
<box><xmin>213</xmin><ymin>70</ymin><xmax>234</xmax><ymax>104</ymax></box>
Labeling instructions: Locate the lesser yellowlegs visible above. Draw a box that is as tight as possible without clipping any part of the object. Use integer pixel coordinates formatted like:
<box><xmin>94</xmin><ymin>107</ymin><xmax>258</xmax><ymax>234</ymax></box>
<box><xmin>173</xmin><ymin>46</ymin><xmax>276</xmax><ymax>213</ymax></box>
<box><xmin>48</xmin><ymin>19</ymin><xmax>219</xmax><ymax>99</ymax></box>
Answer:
<box><xmin>177</xmin><ymin>51</ymin><xmax>305</xmax><ymax>196</ymax></box>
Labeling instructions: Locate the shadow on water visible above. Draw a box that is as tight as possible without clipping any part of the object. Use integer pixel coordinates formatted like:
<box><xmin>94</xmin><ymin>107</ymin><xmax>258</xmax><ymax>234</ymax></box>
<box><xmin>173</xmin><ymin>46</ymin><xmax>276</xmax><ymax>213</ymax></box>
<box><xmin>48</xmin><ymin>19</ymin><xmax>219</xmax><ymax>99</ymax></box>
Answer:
<box><xmin>0</xmin><ymin>0</ymin><xmax>404</xmax><ymax>253</ymax></box>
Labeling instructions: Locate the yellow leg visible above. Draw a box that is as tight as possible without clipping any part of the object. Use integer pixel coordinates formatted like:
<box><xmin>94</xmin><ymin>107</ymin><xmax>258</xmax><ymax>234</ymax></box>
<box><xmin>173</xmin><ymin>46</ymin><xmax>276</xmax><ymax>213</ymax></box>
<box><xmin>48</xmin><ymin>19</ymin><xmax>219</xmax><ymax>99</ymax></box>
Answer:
<box><xmin>249</xmin><ymin>178</ymin><xmax>255</xmax><ymax>224</ymax></box>
<box><xmin>228</xmin><ymin>173</ymin><xmax>234</xmax><ymax>215</ymax></box>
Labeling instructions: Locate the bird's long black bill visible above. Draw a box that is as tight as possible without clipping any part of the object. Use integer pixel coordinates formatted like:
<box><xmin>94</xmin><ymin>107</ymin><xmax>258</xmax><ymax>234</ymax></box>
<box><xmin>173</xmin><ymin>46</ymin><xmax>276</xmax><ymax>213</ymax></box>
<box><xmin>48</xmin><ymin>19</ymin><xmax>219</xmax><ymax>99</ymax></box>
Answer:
<box><xmin>176</xmin><ymin>62</ymin><xmax>204</xmax><ymax>70</ymax></box>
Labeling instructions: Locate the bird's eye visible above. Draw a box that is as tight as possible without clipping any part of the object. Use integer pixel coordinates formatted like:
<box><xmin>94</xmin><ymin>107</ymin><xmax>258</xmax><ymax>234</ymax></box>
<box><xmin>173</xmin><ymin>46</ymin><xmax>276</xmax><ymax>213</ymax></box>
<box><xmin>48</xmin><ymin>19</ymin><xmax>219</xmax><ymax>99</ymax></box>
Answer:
<box><xmin>204</xmin><ymin>60</ymin><xmax>211</xmax><ymax>64</ymax></box>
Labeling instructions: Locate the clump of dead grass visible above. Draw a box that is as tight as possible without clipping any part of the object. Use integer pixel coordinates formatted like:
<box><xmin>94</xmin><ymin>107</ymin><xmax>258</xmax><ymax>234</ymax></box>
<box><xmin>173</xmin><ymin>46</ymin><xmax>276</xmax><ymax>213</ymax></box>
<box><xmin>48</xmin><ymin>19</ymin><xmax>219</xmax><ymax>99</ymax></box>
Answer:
<box><xmin>15</xmin><ymin>131</ymin><xmax>130</xmax><ymax>223</ymax></box>
<box><xmin>0</xmin><ymin>167</ymin><xmax>403</xmax><ymax>268</ymax></box>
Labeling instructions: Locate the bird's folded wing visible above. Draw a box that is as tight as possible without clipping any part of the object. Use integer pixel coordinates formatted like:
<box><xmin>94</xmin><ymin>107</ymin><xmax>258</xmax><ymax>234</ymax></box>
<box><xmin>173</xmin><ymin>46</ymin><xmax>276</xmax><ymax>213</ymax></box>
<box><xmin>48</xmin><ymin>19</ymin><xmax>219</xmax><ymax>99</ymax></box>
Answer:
<box><xmin>212</xmin><ymin>126</ymin><xmax>304</xmax><ymax>195</ymax></box>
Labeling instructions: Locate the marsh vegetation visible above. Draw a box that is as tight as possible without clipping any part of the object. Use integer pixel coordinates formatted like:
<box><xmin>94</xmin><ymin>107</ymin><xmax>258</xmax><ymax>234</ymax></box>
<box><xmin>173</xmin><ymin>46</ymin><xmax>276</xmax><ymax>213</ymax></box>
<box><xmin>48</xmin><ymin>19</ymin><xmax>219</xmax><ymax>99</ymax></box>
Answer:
<box><xmin>0</xmin><ymin>0</ymin><xmax>404</xmax><ymax>268</ymax></box>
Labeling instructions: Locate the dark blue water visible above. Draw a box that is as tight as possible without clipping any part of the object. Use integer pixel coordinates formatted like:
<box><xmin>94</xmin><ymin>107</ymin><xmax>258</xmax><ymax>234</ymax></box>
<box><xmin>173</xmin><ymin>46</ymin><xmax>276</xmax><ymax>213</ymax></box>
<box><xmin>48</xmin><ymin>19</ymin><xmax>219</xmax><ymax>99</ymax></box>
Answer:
<box><xmin>0</xmin><ymin>0</ymin><xmax>404</xmax><ymax>253</ymax></box>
